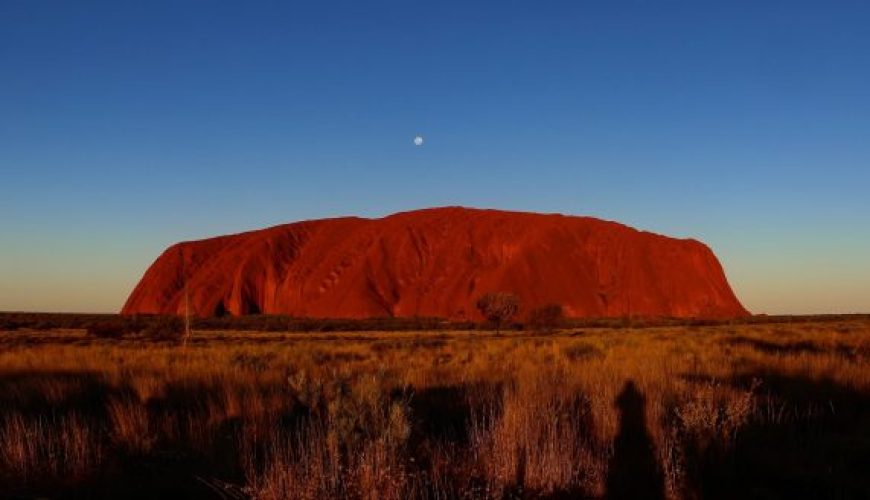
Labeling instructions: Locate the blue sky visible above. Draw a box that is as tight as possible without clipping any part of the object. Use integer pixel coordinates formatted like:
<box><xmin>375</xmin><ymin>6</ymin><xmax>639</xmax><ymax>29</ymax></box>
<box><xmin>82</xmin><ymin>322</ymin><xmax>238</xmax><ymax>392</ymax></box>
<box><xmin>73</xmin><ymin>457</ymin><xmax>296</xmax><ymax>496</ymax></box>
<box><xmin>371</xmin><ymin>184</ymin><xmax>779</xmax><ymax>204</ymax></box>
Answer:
<box><xmin>1</xmin><ymin>0</ymin><xmax>868</xmax><ymax>314</ymax></box>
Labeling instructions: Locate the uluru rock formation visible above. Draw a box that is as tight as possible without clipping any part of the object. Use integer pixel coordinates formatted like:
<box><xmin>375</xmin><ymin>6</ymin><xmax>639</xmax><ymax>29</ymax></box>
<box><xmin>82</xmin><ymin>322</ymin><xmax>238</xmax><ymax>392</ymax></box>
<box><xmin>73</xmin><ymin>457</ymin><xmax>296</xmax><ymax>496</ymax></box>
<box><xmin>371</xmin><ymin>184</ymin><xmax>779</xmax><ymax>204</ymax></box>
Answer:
<box><xmin>122</xmin><ymin>207</ymin><xmax>749</xmax><ymax>319</ymax></box>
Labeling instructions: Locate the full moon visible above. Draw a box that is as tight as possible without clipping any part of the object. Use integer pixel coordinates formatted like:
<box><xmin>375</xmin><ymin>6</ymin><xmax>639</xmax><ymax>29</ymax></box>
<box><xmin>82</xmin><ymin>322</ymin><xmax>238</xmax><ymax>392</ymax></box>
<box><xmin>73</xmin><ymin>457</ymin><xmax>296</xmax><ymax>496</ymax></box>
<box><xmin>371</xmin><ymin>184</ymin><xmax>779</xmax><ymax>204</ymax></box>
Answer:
<box><xmin>413</xmin><ymin>135</ymin><xmax>423</xmax><ymax>146</ymax></box>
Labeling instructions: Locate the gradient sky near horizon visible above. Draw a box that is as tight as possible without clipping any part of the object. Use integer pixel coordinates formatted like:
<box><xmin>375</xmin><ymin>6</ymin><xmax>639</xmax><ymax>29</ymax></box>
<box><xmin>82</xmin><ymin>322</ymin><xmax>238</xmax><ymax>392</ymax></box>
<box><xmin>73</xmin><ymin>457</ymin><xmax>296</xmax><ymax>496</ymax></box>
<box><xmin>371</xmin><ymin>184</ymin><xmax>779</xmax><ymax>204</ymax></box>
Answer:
<box><xmin>2</xmin><ymin>1</ymin><xmax>869</xmax><ymax>314</ymax></box>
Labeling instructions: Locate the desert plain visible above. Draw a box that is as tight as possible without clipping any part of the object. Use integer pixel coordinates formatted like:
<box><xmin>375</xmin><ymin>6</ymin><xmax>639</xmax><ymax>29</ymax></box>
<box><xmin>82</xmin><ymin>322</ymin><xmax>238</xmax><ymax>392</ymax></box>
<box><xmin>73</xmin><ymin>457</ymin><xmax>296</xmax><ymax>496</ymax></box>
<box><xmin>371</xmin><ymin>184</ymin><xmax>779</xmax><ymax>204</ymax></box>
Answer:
<box><xmin>0</xmin><ymin>315</ymin><xmax>867</xmax><ymax>499</ymax></box>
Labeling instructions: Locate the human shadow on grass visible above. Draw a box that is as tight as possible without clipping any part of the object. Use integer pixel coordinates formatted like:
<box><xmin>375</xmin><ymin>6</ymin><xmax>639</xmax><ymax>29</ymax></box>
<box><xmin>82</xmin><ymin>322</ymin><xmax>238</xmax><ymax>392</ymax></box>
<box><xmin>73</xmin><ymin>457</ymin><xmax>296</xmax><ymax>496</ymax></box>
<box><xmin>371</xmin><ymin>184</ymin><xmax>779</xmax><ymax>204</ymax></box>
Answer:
<box><xmin>605</xmin><ymin>380</ymin><xmax>665</xmax><ymax>500</ymax></box>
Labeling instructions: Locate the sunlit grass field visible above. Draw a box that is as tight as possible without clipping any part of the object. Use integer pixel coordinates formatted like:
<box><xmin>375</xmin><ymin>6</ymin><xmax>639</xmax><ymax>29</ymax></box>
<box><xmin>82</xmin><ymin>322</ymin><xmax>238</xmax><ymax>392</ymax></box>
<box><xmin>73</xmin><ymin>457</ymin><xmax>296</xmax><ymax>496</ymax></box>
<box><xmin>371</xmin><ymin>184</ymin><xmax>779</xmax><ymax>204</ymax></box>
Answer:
<box><xmin>1</xmin><ymin>318</ymin><xmax>868</xmax><ymax>499</ymax></box>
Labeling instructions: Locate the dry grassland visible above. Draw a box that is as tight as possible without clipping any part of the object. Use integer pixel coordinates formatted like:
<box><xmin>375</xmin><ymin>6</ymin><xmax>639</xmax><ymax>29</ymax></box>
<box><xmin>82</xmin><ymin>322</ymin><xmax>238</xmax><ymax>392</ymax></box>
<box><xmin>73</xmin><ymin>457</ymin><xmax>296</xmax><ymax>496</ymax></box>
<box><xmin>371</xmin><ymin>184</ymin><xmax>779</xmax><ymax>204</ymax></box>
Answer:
<box><xmin>1</xmin><ymin>319</ymin><xmax>868</xmax><ymax>499</ymax></box>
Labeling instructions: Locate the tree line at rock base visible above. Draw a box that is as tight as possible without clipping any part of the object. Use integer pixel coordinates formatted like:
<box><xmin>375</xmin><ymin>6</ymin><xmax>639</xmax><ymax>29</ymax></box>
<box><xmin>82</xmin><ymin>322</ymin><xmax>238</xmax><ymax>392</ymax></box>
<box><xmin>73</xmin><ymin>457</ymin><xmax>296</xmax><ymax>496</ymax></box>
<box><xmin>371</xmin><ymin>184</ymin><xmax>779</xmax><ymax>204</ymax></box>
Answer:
<box><xmin>2</xmin><ymin>310</ymin><xmax>868</xmax><ymax>339</ymax></box>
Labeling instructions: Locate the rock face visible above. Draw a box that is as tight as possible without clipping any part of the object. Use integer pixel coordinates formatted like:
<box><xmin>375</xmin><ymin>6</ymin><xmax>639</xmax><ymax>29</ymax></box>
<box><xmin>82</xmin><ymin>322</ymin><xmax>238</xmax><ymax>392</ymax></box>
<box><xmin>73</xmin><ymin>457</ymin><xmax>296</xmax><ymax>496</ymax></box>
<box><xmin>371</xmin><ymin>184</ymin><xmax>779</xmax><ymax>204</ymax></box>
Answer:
<box><xmin>122</xmin><ymin>207</ymin><xmax>749</xmax><ymax>319</ymax></box>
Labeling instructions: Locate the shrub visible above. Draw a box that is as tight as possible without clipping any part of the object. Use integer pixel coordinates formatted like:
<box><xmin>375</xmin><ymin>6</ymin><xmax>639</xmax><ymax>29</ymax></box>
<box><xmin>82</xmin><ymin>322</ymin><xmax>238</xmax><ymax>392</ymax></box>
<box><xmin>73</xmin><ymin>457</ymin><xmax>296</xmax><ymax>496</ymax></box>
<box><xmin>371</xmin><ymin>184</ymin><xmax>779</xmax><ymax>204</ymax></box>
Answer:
<box><xmin>528</xmin><ymin>304</ymin><xmax>565</xmax><ymax>333</ymax></box>
<box><xmin>560</xmin><ymin>342</ymin><xmax>604</xmax><ymax>361</ymax></box>
<box><xmin>141</xmin><ymin>315</ymin><xmax>186</xmax><ymax>341</ymax></box>
<box><xmin>0</xmin><ymin>319</ymin><xmax>21</xmax><ymax>331</ymax></box>
<box><xmin>87</xmin><ymin>321</ymin><xmax>129</xmax><ymax>339</ymax></box>
<box><xmin>32</xmin><ymin>319</ymin><xmax>57</xmax><ymax>331</ymax></box>
<box><xmin>326</xmin><ymin>373</ymin><xmax>410</xmax><ymax>458</ymax></box>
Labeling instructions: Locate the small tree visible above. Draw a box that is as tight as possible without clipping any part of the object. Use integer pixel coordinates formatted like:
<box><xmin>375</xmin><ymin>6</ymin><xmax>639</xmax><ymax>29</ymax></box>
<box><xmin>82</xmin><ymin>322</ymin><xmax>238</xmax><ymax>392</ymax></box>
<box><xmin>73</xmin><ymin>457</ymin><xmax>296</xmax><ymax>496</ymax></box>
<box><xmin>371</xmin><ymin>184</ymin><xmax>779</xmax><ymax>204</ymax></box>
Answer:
<box><xmin>528</xmin><ymin>303</ymin><xmax>565</xmax><ymax>333</ymax></box>
<box><xmin>476</xmin><ymin>292</ymin><xmax>520</xmax><ymax>334</ymax></box>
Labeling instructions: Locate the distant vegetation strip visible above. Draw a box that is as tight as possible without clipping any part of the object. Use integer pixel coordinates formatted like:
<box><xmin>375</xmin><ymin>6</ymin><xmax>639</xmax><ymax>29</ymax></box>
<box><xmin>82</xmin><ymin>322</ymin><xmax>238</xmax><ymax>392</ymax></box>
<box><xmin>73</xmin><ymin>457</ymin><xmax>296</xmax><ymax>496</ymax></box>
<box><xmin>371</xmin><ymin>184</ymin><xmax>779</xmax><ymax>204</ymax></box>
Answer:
<box><xmin>1</xmin><ymin>312</ymin><xmax>868</xmax><ymax>334</ymax></box>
